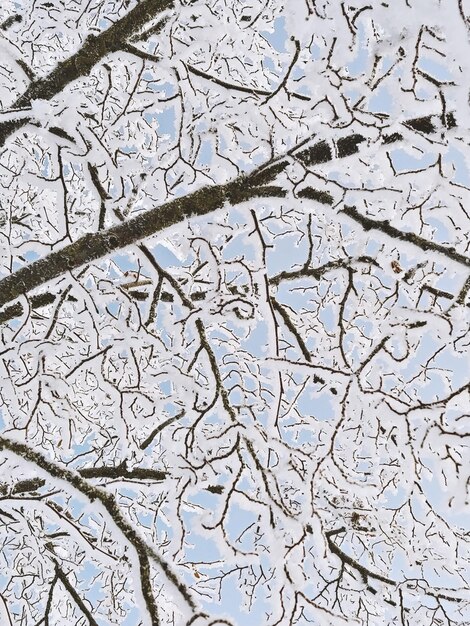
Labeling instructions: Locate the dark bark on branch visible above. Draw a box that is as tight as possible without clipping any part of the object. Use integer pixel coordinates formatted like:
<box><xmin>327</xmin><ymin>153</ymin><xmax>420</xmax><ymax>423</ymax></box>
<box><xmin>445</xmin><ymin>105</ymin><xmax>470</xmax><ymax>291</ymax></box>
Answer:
<box><xmin>271</xmin><ymin>297</ymin><xmax>312</xmax><ymax>363</ymax></box>
<box><xmin>341</xmin><ymin>205</ymin><xmax>470</xmax><ymax>269</ymax></box>
<box><xmin>325</xmin><ymin>527</ymin><xmax>396</xmax><ymax>585</ymax></box>
<box><xmin>0</xmin><ymin>435</ymin><xmax>197</xmax><ymax>619</ymax></box>
<box><xmin>185</xmin><ymin>62</ymin><xmax>311</xmax><ymax>102</ymax></box>
<box><xmin>0</xmin><ymin>121</ymin><xmax>465</xmax><ymax>312</ymax></box>
<box><xmin>0</xmin><ymin>171</ymin><xmax>280</xmax><ymax>309</ymax></box>
<box><xmin>78</xmin><ymin>465</ymin><xmax>166</xmax><ymax>481</ymax></box>
<box><xmin>0</xmin><ymin>0</ymin><xmax>174</xmax><ymax>147</ymax></box>
<box><xmin>53</xmin><ymin>562</ymin><xmax>99</xmax><ymax>626</ymax></box>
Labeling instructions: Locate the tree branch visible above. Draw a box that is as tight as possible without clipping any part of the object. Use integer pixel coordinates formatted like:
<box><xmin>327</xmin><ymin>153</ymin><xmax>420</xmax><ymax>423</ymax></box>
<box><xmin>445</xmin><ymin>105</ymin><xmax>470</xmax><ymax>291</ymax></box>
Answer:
<box><xmin>0</xmin><ymin>436</ymin><xmax>197</xmax><ymax>621</ymax></box>
<box><xmin>53</xmin><ymin>562</ymin><xmax>99</xmax><ymax>626</ymax></box>
<box><xmin>0</xmin><ymin>125</ymin><xmax>465</xmax><ymax>312</ymax></box>
<box><xmin>342</xmin><ymin>205</ymin><xmax>470</xmax><ymax>269</ymax></box>
<box><xmin>0</xmin><ymin>0</ymin><xmax>175</xmax><ymax>146</ymax></box>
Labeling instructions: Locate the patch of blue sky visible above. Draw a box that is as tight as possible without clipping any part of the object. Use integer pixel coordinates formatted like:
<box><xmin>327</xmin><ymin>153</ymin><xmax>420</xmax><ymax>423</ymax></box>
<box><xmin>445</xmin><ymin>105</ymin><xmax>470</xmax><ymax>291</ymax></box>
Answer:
<box><xmin>443</xmin><ymin>145</ymin><xmax>470</xmax><ymax>186</ymax></box>
<box><xmin>41</xmin><ymin>154</ymin><xmax>51</xmax><ymax>178</ymax></box>
<box><xmin>118</xmin><ymin>486</ymin><xmax>143</xmax><ymax>502</ymax></box>
<box><xmin>189</xmin><ymin>488</ymin><xmax>224</xmax><ymax>509</ymax></box>
<box><xmin>144</xmin><ymin>242</ymin><xmax>181</xmax><ymax>268</ymax></box>
<box><xmin>0</xmin><ymin>571</ymin><xmax>8</xmax><ymax>591</ymax></box>
<box><xmin>328</xmin><ymin>168</ymin><xmax>356</xmax><ymax>187</ymax></box>
<box><xmin>290</xmin><ymin>66</ymin><xmax>305</xmax><ymax>82</ymax></box>
<box><xmin>344</xmin><ymin>87</ymin><xmax>362</xmax><ymax>106</ymax></box>
<box><xmin>318</xmin><ymin>304</ymin><xmax>336</xmax><ymax>333</ymax></box>
<box><xmin>355</xmin><ymin>459</ymin><xmax>373</xmax><ymax>480</ymax></box>
<box><xmin>266</xmin><ymin>238</ymin><xmax>304</xmax><ymax>274</ymax></box>
<box><xmin>122</xmin><ymin>607</ymin><xmax>142</xmax><ymax>626</ymax></box>
<box><xmin>276</xmin><ymin>284</ymin><xmax>314</xmax><ymax>311</ymax></box>
<box><xmin>237</xmin><ymin>472</ymin><xmax>253</xmax><ymax>493</ymax></box>
<box><xmin>310</xmin><ymin>41</ymin><xmax>322</xmax><ymax>61</ymax></box>
<box><xmin>136</xmin><ymin>509</ymin><xmax>154</xmax><ymax>528</ymax></box>
<box><xmin>390</xmin><ymin>548</ymin><xmax>418</xmax><ymax>581</ymax></box>
<box><xmin>344</xmin><ymin>338</ymin><xmax>363</xmax><ymax>365</ymax></box>
<box><xmin>80</xmin><ymin>561</ymin><xmax>105</xmax><ymax>600</ymax></box>
<box><xmin>290</xmin><ymin>423</ymin><xmax>317</xmax><ymax>446</ymax></box>
<box><xmin>240</xmin><ymin>320</ymin><xmax>268</xmax><ymax>353</ymax></box>
<box><xmin>203</xmin><ymin>413</ymin><xmax>226</xmax><ymax>428</ymax></box>
<box><xmin>346</xmin><ymin>23</ymin><xmax>368</xmax><ymax>77</ymax></box>
<box><xmin>154</xmin><ymin>509</ymin><xmax>172</xmax><ymax>539</ymax></box>
<box><xmin>111</xmin><ymin>252</ymin><xmax>137</xmax><ymax>273</ymax></box>
<box><xmin>368</xmin><ymin>86</ymin><xmax>394</xmax><ymax>114</ymax></box>
<box><xmin>156</xmin><ymin>378</ymin><xmax>171</xmax><ymax>396</ymax></box>
<box><xmin>380</xmin><ymin>55</ymin><xmax>395</xmax><ymax>75</ymax></box>
<box><xmin>144</xmin><ymin>79</ymin><xmax>176</xmax><ymax>97</ymax></box>
<box><xmin>23</xmin><ymin>249</ymin><xmax>40</xmax><ymax>262</ymax></box>
<box><xmin>119</xmin><ymin>145</ymin><xmax>138</xmax><ymax>155</ymax></box>
<box><xmin>160</xmin><ymin>403</ymin><xmax>181</xmax><ymax>424</ymax></box>
<box><xmin>239</xmin><ymin>138</ymin><xmax>255</xmax><ymax>152</ymax></box>
<box><xmin>11</xmin><ymin>256</ymin><xmax>29</xmax><ymax>272</ymax></box>
<box><xmin>364</xmin><ymin>236</ymin><xmax>385</xmax><ymax>257</ymax></box>
<box><xmin>251</xmin><ymin>150</ymin><xmax>270</xmax><ymax>166</ymax></box>
<box><xmin>181</xmin><ymin>523</ymin><xmax>221</xmax><ymax>562</ymax></box>
<box><xmin>418</xmin><ymin>57</ymin><xmax>454</xmax><ymax>82</ymax></box>
<box><xmin>263</xmin><ymin>55</ymin><xmax>277</xmax><ymax>75</ymax></box>
<box><xmin>143</xmin><ymin>111</ymin><xmax>157</xmax><ymax>126</ymax></box>
<box><xmin>389</xmin><ymin>148</ymin><xmax>436</xmax><ymax>173</ymax></box>
<box><xmin>381</xmin><ymin>484</ymin><xmax>408</xmax><ymax>508</ymax></box>
<box><xmin>415</xmin><ymin>85</ymin><xmax>435</xmax><ymax>101</ymax></box>
<box><xmin>297</xmin><ymin>390</ymin><xmax>335</xmax><ymax>421</ymax></box>
<box><xmin>431</xmin><ymin>350</ymin><xmax>468</xmax><ymax>388</ymax></box>
<box><xmin>261</xmin><ymin>16</ymin><xmax>288</xmax><ymax>53</ymax></box>
<box><xmin>435</xmin><ymin>269</ymin><xmax>466</xmax><ymax>293</ymax></box>
<box><xmin>356</xmin><ymin>317</ymin><xmax>374</xmax><ymax>337</ymax></box>
<box><xmin>426</xmin><ymin>216</ymin><xmax>451</xmax><ymax>242</ymax></box>
<box><xmin>157</xmin><ymin>107</ymin><xmax>176</xmax><ymax>139</ymax></box>
<box><xmin>69</xmin><ymin>434</ymin><xmax>95</xmax><ymax>458</ymax></box>
<box><xmin>197</xmin><ymin>138</ymin><xmax>213</xmax><ymax>167</ymax></box>
<box><xmin>144</xmin><ymin>106</ymin><xmax>176</xmax><ymax>141</ymax></box>
<box><xmin>106</xmin><ymin>300</ymin><xmax>121</xmax><ymax>317</ymax></box>
<box><xmin>219</xmin><ymin>132</ymin><xmax>229</xmax><ymax>155</ymax></box>
<box><xmin>226</xmin><ymin>502</ymin><xmax>257</xmax><ymax>543</ymax></box>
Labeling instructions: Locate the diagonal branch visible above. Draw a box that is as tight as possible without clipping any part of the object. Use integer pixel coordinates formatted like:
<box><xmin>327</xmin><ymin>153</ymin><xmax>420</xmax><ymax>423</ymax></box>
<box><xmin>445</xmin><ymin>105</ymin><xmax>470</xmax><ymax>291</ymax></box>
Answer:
<box><xmin>325</xmin><ymin>527</ymin><xmax>395</xmax><ymax>586</ymax></box>
<box><xmin>0</xmin><ymin>124</ymin><xmax>466</xmax><ymax>312</ymax></box>
<box><xmin>0</xmin><ymin>0</ymin><xmax>175</xmax><ymax>146</ymax></box>
<box><xmin>0</xmin><ymin>173</ymin><xmax>281</xmax><ymax>309</ymax></box>
<box><xmin>342</xmin><ymin>205</ymin><xmax>470</xmax><ymax>269</ymax></box>
<box><xmin>0</xmin><ymin>435</ymin><xmax>197</xmax><ymax>622</ymax></box>
<box><xmin>53</xmin><ymin>562</ymin><xmax>99</xmax><ymax>626</ymax></box>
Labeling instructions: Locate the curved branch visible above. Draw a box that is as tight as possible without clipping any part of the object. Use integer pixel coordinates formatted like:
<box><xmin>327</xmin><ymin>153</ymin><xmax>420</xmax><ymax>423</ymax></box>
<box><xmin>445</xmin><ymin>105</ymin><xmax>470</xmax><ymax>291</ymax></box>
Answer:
<box><xmin>0</xmin><ymin>436</ymin><xmax>197</xmax><ymax>622</ymax></box>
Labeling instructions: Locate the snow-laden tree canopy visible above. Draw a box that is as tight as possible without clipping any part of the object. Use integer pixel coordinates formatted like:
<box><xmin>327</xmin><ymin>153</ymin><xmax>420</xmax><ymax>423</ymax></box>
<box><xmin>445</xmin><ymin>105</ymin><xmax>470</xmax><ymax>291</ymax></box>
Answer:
<box><xmin>0</xmin><ymin>1</ymin><xmax>469</xmax><ymax>625</ymax></box>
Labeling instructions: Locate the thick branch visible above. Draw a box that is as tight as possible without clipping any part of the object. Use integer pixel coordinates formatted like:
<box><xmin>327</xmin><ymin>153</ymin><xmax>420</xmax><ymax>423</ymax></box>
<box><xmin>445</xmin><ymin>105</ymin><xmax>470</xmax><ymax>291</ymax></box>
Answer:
<box><xmin>78</xmin><ymin>465</ymin><xmax>167</xmax><ymax>481</ymax></box>
<box><xmin>0</xmin><ymin>0</ymin><xmax>174</xmax><ymax>146</ymax></box>
<box><xmin>0</xmin><ymin>436</ymin><xmax>197</xmax><ymax>620</ymax></box>
<box><xmin>0</xmin><ymin>171</ymin><xmax>281</xmax><ymax>309</ymax></box>
<box><xmin>0</xmin><ymin>128</ymin><xmax>466</xmax><ymax>311</ymax></box>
